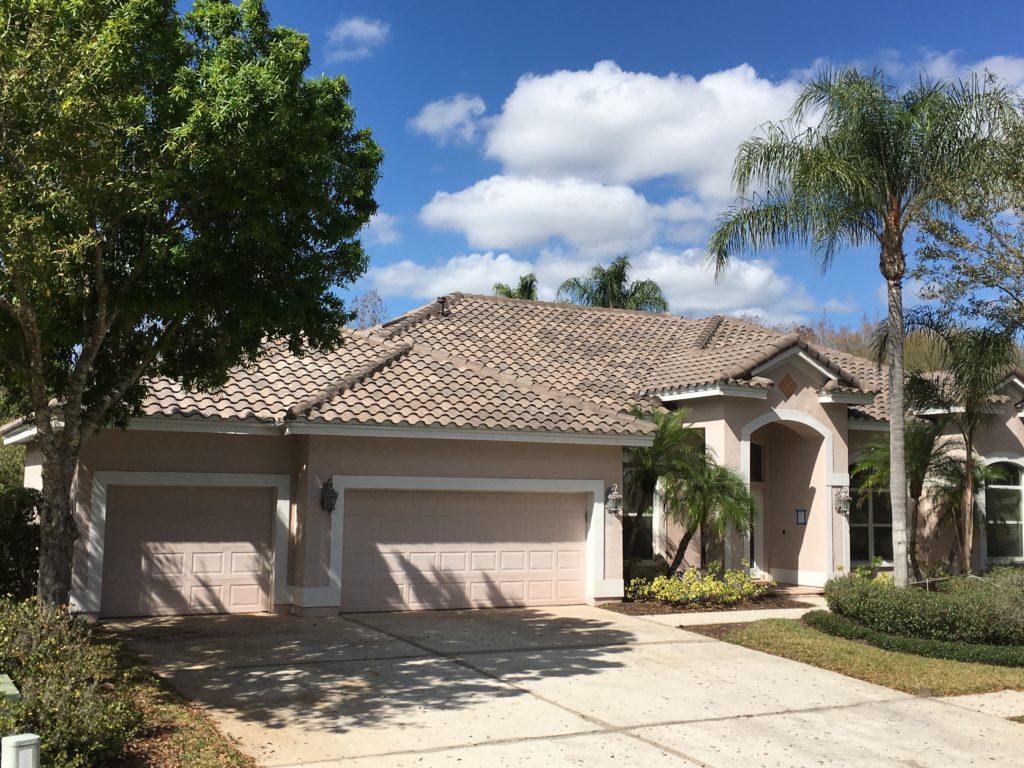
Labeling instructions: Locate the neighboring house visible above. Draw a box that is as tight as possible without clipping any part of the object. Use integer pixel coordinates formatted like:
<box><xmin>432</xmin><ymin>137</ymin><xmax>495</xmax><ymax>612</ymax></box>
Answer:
<box><xmin>6</xmin><ymin>293</ymin><xmax>1024</xmax><ymax>617</ymax></box>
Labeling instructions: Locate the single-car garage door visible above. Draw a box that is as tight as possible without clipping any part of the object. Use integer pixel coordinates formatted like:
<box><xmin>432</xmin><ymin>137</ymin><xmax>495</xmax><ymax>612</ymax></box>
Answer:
<box><xmin>341</xmin><ymin>489</ymin><xmax>587</xmax><ymax>612</ymax></box>
<box><xmin>101</xmin><ymin>485</ymin><xmax>273</xmax><ymax>618</ymax></box>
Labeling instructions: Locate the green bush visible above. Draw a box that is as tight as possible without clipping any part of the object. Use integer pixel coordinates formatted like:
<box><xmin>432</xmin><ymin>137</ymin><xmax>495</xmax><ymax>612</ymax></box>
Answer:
<box><xmin>824</xmin><ymin>574</ymin><xmax>1024</xmax><ymax>646</ymax></box>
<box><xmin>626</xmin><ymin>564</ymin><xmax>770</xmax><ymax>607</ymax></box>
<box><xmin>0</xmin><ymin>487</ymin><xmax>40</xmax><ymax>599</ymax></box>
<box><xmin>803</xmin><ymin>610</ymin><xmax>1024</xmax><ymax>667</ymax></box>
<box><xmin>0</xmin><ymin>599</ymin><xmax>140</xmax><ymax>767</ymax></box>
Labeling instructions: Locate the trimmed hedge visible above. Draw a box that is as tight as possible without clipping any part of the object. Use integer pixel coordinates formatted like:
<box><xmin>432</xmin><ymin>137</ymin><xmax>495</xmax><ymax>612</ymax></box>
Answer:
<box><xmin>626</xmin><ymin>566</ymin><xmax>769</xmax><ymax>606</ymax></box>
<box><xmin>824</xmin><ymin>575</ymin><xmax>1024</xmax><ymax>646</ymax></box>
<box><xmin>0</xmin><ymin>599</ymin><xmax>140</xmax><ymax>767</ymax></box>
<box><xmin>803</xmin><ymin>610</ymin><xmax>1024</xmax><ymax>667</ymax></box>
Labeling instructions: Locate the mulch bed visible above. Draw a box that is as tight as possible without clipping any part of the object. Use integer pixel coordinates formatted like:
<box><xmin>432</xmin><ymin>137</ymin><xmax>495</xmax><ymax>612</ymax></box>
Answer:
<box><xmin>683</xmin><ymin>622</ymin><xmax>755</xmax><ymax>640</ymax></box>
<box><xmin>601</xmin><ymin>595</ymin><xmax>813</xmax><ymax>616</ymax></box>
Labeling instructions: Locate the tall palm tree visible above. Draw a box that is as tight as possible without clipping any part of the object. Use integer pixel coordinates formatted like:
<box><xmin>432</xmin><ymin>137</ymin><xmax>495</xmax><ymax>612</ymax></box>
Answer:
<box><xmin>622</xmin><ymin>408</ymin><xmax>704</xmax><ymax>558</ymax></box>
<box><xmin>901</xmin><ymin>314</ymin><xmax>1020</xmax><ymax>572</ymax></box>
<box><xmin>851</xmin><ymin>420</ymin><xmax>954</xmax><ymax>580</ymax></box>
<box><xmin>558</xmin><ymin>254</ymin><xmax>668</xmax><ymax>312</ymax></box>
<box><xmin>493</xmin><ymin>273</ymin><xmax>539</xmax><ymax>300</ymax></box>
<box><xmin>708</xmin><ymin>69</ymin><xmax>1016</xmax><ymax>586</ymax></box>
<box><xmin>663</xmin><ymin>459</ymin><xmax>756</xmax><ymax>573</ymax></box>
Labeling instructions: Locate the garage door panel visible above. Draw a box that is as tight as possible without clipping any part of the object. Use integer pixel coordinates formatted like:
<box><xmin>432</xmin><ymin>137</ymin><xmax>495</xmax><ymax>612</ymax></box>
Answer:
<box><xmin>101</xmin><ymin>486</ymin><xmax>273</xmax><ymax>618</ymax></box>
<box><xmin>341</xmin><ymin>489</ymin><xmax>587</xmax><ymax>612</ymax></box>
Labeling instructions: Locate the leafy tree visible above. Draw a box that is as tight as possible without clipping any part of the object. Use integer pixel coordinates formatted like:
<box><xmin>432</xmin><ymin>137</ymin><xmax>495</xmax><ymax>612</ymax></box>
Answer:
<box><xmin>900</xmin><ymin>314</ymin><xmax>1020</xmax><ymax>573</ymax></box>
<box><xmin>351</xmin><ymin>289</ymin><xmax>388</xmax><ymax>329</ymax></box>
<box><xmin>663</xmin><ymin>459</ymin><xmax>755</xmax><ymax>573</ymax></box>
<box><xmin>0</xmin><ymin>0</ymin><xmax>382</xmax><ymax>604</ymax></box>
<box><xmin>914</xmin><ymin>124</ymin><xmax>1024</xmax><ymax>336</ymax></box>
<box><xmin>493</xmin><ymin>273</ymin><xmax>539</xmax><ymax>300</ymax></box>
<box><xmin>622</xmin><ymin>408</ymin><xmax>704</xmax><ymax>559</ymax></box>
<box><xmin>851</xmin><ymin>420</ymin><xmax>954</xmax><ymax>580</ymax></box>
<box><xmin>707</xmin><ymin>68</ymin><xmax>1016</xmax><ymax>586</ymax></box>
<box><xmin>558</xmin><ymin>255</ymin><xmax>668</xmax><ymax>312</ymax></box>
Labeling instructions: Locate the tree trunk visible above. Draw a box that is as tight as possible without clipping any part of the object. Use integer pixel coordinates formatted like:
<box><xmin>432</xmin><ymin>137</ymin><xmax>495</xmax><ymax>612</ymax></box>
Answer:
<box><xmin>908</xmin><ymin>497</ymin><xmax>921</xmax><ymax>581</ymax></box>
<box><xmin>962</xmin><ymin>439</ymin><xmax>976</xmax><ymax>574</ymax></box>
<box><xmin>36</xmin><ymin>443</ymin><xmax>79</xmax><ymax>605</ymax></box>
<box><xmin>668</xmin><ymin>527</ymin><xmax>695</xmax><ymax>574</ymax></box>
<box><xmin>885</xmin><ymin>268</ymin><xmax>911</xmax><ymax>587</ymax></box>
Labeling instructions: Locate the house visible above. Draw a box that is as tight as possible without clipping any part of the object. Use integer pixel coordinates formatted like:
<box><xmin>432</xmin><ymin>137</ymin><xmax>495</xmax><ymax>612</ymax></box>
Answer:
<box><xmin>7</xmin><ymin>293</ymin><xmax>1024</xmax><ymax>617</ymax></box>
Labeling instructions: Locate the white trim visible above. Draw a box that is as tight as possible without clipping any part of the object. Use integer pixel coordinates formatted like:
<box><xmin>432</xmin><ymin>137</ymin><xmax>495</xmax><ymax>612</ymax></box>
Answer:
<box><xmin>848</xmin><ymin>420</ymin><xmax>889</xmax><ymax>431</ymax></box>
<box><xmin>979</xmin><ymin>454</ymin><xmax>1024</xmax><ymax>567</ymax></box>
<box><xmin>751</xmin><ymin>347</ymin><xmax>838</xmax><ymax>382</ymax></box>
<box><xmin>768</xmin><ymin>568</ymin><xmax>830</xmax><ymax>588</ymax></box>
<box><xmin>739</xmin><ymin>409</ymin><xmax>837</xmax><ymax>582</ymax></box>
<box><xmin>3</xmin><ymin>420</ymin><xmax>64</xmax><ymax>446</ymax></box>
<box><xmin>819</xmin><ymin>391</ymin><xmax>876</xmax><ymax>405</ymax></box>
<box><xmin>285</xmin><ymin>422</ymin><xmax>654</xmax><ymax>447</ymax></box>
<box><xmin>317</xmin><ymin>475</ymin><xmax>613</xmax><ymax>610</ymax></box>
<box><xmin>76</xmin><ymin>471</ymin><xmax>291</xmax><ymax>615</ymax></box>
<box><xmin>657</xmin><ymin>385</ymin><xmax>768</xmax><ymax>402</ymax></box>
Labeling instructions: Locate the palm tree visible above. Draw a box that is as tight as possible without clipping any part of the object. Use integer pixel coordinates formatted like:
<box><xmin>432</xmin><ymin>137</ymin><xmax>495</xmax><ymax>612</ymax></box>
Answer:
<box><xmin>663</xmin><ymin>459</ymin><xmax>756</xmax><ymax>573</ymax></box>
<box><xmin>493</xmin><ymin>273</ymin><xmax>539</xmax><ymax>300</ymax></box>
<box><xmin>851</xmin><ymin>420</ymin><xmax>954</xmax><ymax>580</ymax></box>
<box><xmin>901</xmin><ymin>314</ymin><xmax>1020</xmax><ymax>572</ymax></box>
<box><xmin>558</xmin><ymin>254</ymin><xmax>668</xmax><ymax>312</ymax></box>
<box><xmin>708</xmin><ymin>69</ymin><xmax>1016</xmax><ymax>586</ymax></box>
<box><xmin>622</xmin><ymin>408</ymin><xmax>704</xmax><ymax>558</ymax></box>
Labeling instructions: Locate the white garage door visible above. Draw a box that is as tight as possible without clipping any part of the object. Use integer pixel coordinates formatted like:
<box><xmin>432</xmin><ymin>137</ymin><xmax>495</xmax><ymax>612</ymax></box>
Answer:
<box><xmin>100</xmin><ymin>485</ymin><xmax>273</xmax><ymax>618</ymax></box>
<box><xmin>341</xmin><ymin>489</ymin><xmax>587</xmax><ymax>612</ymax></box>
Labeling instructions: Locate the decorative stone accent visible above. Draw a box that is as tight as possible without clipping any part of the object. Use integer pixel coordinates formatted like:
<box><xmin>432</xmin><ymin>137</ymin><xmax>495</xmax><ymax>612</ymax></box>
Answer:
<box><xmin>778</xmin><ymin>373</ymin><xmax>798</xmax><ymax>398</ymax></box>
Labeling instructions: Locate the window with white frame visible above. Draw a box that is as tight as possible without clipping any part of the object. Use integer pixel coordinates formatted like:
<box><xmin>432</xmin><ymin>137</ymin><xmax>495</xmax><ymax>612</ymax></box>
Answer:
<box><xmin>986</xmin><ymin>462</ymin><xmax>1024</xmax><ymax>560</ymax></box>
<box><xmin>849</xmin><ymin>487</ymin><xmax>893</xmax><ymax>563</ymax></box>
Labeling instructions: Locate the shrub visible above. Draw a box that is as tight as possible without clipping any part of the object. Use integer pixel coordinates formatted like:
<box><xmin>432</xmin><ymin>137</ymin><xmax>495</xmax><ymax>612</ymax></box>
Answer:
<box><xmin>626</xmin><ymin>565</ymin><xmax>770</xmax><ymax>607</ymax></box>
<box><xmin>0</xmin><ymin>599</ymin><xmax>140</xmax><ymax>767</ymax></box>
<box><xmin>824</xmin><ymin>574</ymin><xmax>1024</xmax><ymax>646</ymax></box>
<box><xmin>0</xmin><ymin>487</ymin><xmax>40</xmax><ymax>599</ymax></box>
<box><xmin>803</xmin><ymin>610</ymin><xmax>1024</xmax><ymax>667</ymax></box>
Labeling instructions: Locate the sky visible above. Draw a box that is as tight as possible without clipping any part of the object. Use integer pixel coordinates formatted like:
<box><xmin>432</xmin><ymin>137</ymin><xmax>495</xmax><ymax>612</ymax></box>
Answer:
<box><xmin>263</xmin><ymin>0</ymin><xmax>1024</xmax><ymax>326</ymax></box>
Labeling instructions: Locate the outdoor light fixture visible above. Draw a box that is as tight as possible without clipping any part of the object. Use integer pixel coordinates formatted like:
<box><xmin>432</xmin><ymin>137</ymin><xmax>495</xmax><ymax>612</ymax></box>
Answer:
<box><xmin>833</xmin><ymin>486</ymin><xmax>851</xmax><ymax>517</ymax></box>
<box><xmin>320</xmin><ymin>479</ymin><xmax>339</xmax><ymax>514</ymax></box>
<box><xmin>605</xmin><ymin>484</ymin><xmax>623</xmax><ymax>515</ymax></box>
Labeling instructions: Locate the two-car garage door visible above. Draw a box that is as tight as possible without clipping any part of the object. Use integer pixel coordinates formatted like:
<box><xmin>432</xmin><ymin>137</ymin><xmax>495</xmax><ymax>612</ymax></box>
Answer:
<box><xmin>341</xmin><ymin>489</ymin><xmax>588</xmax><ymax>612</ymax></box>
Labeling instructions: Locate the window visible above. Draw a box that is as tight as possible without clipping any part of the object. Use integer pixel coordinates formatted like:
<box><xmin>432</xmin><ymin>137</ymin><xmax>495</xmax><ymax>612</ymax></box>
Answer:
<box><xmin>750</xmin><ymin>443</ymin><xmax>764</xmax><ymax>483</ymax></box>
<box><xmin>849</xmin><ymin>487</ymin><xmax>893</xmax><ymax>563</ymax></box>
<box><xmin>986</xmin><ymin>462</ymin><xmax>1024</xmax><ymax>560</ymax></box>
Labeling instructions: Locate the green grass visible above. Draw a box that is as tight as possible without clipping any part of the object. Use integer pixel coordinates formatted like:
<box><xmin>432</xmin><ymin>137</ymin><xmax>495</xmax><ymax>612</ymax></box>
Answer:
<box><xmin>722</xmin><ymin>619</ymin><xmax>1024</xmax><ymax>697</ymax></box>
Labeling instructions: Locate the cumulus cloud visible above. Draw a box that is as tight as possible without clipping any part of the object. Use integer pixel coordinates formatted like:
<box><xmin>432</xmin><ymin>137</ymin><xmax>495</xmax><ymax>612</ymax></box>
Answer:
<box><xmin>485</xmin><ymin>60</ymin><xmax>800</xmax><ymax>200</ymax></box>
<box><xmin>795</xmin><ymin>50</ymin><xmax>1024</xmax><ymax>89</ymax></box>
<box><xmin>367</xmin><ymin>252</ymin><xmax>533</xmax><ymax>299</ymax></box>
<box><xmin>325</xmin><ymin>16</ymin><xmax>390</xmax><ymax>63</ymax></box>
<box><xmin>410</xmin><ymin>94</ymin><xmax>487</xmax><ymax>144</ymax></box>
<box><xmin>364</xmin><ymin>212</ymin><xmax>401</xmax><ymax>245</ymax></box>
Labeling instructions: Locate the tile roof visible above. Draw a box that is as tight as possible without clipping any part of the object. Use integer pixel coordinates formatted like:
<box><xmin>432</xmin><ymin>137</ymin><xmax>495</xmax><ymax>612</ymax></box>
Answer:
<box><xmin>137</xmin><ymin>292</ymin><xmax>894</xmax><ymax>436</ymax></box>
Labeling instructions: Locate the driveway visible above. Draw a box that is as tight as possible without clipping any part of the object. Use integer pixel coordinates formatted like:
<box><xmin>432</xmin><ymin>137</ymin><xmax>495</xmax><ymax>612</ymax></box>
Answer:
<box><xmin>110</xmin><ymin>606</ymin><xmax>1024</xmax><ymax>767</ymax></box>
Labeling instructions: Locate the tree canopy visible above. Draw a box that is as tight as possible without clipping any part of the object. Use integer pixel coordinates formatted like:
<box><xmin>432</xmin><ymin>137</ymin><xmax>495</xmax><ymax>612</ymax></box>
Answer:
<box><xmin>0</xmin><ymin>0</ymin><xmax>382</xmax><ymax>603</ymax></box>
<box><xmin>557</xmin><ymin>255</ymin><xmax>668</xmax><ymax>312</ymax></box>
<box><xmin>493</xmin><ymin>273</ymin><xmax>539</xmax><ymax>300</ymax></box>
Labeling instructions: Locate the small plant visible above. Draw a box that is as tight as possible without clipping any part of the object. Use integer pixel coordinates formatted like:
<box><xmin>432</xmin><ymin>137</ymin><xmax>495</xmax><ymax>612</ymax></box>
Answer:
<box><xmin>625</xmin><ymin>565</ymin><xmax>771</xmax><ymax>607</ymax></box>
<box><xmin>852</xmin><ymin>556</ymin><xmax>884</xmax><ymax>580</ymax></box>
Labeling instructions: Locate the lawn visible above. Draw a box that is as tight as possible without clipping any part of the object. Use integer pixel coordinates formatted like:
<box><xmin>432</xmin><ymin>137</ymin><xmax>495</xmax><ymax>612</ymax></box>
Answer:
<box><xmin>721</xmin><ymin>619</ymin><xmax>1024</xmax><ymax>697</ymax></box>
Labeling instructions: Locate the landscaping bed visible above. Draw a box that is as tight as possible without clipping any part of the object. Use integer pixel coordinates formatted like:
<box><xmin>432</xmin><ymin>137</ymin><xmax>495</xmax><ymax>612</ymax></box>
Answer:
<box><xmin>603</xmin><ymin>595</ymin><xmax>811</xmax><ymax>616</ymax></box>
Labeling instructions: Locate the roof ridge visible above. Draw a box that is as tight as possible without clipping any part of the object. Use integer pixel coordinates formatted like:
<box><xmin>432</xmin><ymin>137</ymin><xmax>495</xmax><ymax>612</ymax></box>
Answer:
<box><xmin>693</xmin><ymin>315</ymin><xmax>725</xmax><ymax>349</ymax></box>
<box><xmin>438</xmin><ymin>292</ymin><xmax>688</xmax><ymax>323</ymax></box>
<box><xmin>285</xmin><ymin>335</ymin><xmax>412</xmax><ymax>420</ymax></box>
<box><xmin>407</xmin><ymin>340</ymin><xmax>653</xmax><ymax>431</ymax></box>
<box><xmin>378</xmin><ymin>293</ymin><xmax>467</xmax><ymax>339</ymax></box>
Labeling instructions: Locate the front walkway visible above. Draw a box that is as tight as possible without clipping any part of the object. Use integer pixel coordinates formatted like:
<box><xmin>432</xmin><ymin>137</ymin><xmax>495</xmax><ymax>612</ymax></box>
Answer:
<box><xmin>110</xmin><ymin>605</ymin><xmax>1024</xmax><ymax>767</ymax></box>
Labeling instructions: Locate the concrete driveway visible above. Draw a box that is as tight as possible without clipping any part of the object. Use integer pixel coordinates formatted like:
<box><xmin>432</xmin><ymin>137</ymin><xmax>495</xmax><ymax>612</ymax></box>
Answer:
<box><xmin>110</xmin><ymin>606</ymin><xmax>1024</xmax><ymax>767</ymax></box>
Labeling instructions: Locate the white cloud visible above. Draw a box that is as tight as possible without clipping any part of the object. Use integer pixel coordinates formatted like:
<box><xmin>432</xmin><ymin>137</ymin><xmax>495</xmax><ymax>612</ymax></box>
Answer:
<box><xmin>364</xmin><ymin>212</ymin><xmax>401</xmax><ymax>245</ymax></box>
<box><xmin>823</xmin><ymin>298</ymin><xmax>858</xmax><ymax>314</ymax></box>
<box><xmin>420</xmin><ymin>175</ymin><xmax>661</xmax><ymax>255</ymax></box>
<box><xmin>410</xmin><ymin>94</ymin><xmax>487</xmax><ymax>144</ymax></box>
<box><xmin>325</xmin><ymin>16</ymin><xmax>390</xmax><ymax>63</ymax></box>
<box><xmin>795</xmin><ymin>50</ymin><xmax>1024</xmax><ymax>90</ymax></box>
<box><xmin>367</xmin><ymin>252</ymin><xmax>533</xmax><ymax>299</ymax></box>
<box><xmin>485</xmin><ymin>60</ymin><xmax>800</xmax><ymax>200</ymax></box>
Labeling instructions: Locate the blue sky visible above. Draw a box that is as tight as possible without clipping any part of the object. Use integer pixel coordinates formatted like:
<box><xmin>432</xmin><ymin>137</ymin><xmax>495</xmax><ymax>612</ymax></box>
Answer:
<box><xmin>264</xmin><ymin>0</ymin><xmax>1024</xmax><ymax>325</ymax></box>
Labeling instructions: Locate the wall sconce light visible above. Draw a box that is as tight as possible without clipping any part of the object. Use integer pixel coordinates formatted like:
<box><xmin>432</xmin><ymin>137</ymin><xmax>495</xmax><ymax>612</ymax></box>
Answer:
<box><xmin>320</xmin><ymin>479</ymin><xmax>339</xmax><ymax>513</ymax></box>
<box><xmin>605</xmin><ymin>484</ymin><xmax>623</xmax><ymax>515</ymax></box>
<box><xmin>833</xmin><ymin>486</ymin><xmax>851</xmax><ymax>517</ymax></box>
